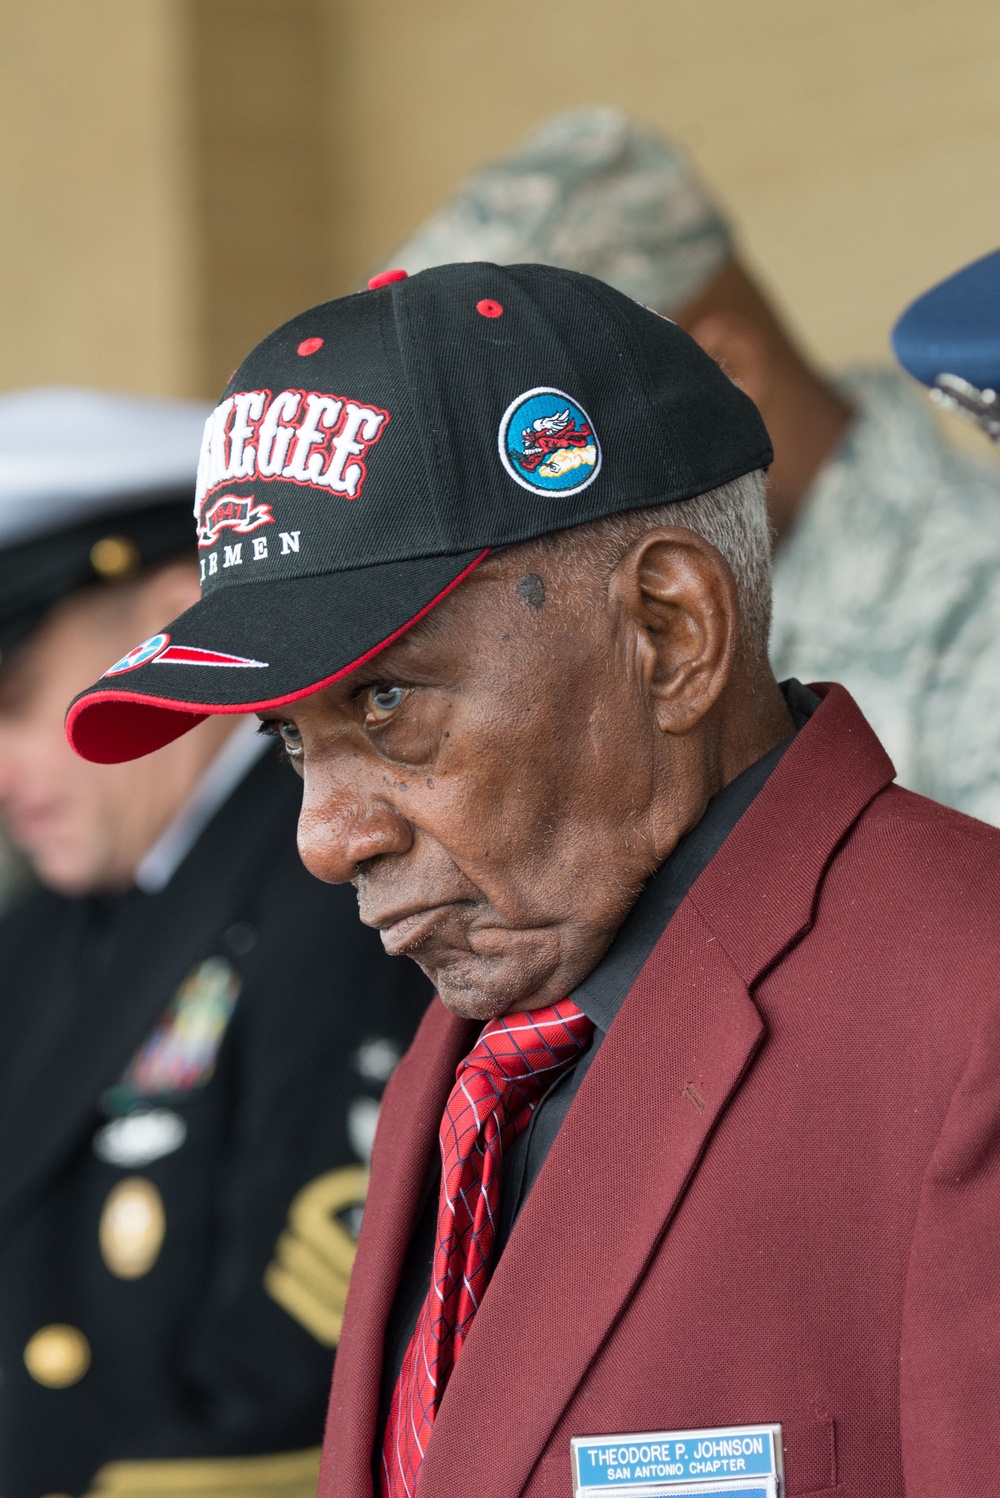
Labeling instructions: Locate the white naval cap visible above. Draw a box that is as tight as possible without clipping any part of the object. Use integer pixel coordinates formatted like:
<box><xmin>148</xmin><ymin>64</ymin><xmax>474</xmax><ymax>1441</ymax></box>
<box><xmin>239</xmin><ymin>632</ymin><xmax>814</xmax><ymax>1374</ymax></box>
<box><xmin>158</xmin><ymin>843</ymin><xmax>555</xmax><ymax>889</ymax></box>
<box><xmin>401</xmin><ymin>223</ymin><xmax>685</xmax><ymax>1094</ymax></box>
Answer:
<box><xmin>0</xmin><ymin>387</ymin><xmax>212</xmax><ymax>656</ymax></box>
<box><xmin>0</xmin><ymin>386</ymin><xmax>212</xmax><ymax>549</ymax></box>
<box><xmin>381</xmin><ymin>106</ymin><xmax>733</xmax><ymax>315</ymax></box>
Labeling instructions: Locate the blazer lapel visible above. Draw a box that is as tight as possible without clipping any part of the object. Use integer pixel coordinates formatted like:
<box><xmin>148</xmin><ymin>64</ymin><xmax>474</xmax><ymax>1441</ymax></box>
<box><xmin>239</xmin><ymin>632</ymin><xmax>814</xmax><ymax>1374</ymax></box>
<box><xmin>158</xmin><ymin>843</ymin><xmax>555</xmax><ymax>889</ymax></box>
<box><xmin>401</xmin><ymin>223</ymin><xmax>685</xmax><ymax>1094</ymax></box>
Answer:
<box><xmin>320</xmin><ymin>997</ymin><xmax>477</xmax><ymax>1498</ymax></box>
<box><xmin>687</xmin><ymin>682</ymin><xmax>895</xmax><ymax>986</ymax></box>
<box><xmin>420</xmin><ymin>905</ymin><xmax>764</xmax><ymax>1498</ymax></box>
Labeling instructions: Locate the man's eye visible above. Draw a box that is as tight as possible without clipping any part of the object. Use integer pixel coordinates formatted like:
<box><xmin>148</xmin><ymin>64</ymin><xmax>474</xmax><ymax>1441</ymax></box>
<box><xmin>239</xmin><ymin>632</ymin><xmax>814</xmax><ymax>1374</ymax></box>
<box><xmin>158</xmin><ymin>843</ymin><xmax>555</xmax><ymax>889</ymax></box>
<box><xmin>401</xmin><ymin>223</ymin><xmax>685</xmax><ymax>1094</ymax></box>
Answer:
<box><xmin>278</xmin><ymin>722</ymin><xmax>304</xmax><ymax>756</ymax></box>
<box><xmin>258</xmin><ymin>719</ymin><xmax>304</xmax><ymax>758</ymax></box>
<box><xmin>364</xmin><ymin>685</ymin><xmax>408</xmax><ymax>723</ymax></box>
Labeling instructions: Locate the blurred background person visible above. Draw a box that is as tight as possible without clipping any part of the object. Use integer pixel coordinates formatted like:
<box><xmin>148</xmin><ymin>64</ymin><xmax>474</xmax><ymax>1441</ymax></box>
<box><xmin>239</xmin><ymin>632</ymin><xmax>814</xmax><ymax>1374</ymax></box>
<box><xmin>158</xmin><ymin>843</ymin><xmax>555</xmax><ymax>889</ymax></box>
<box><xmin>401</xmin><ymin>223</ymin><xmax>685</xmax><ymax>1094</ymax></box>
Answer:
<box><xmin>0</xmin><ymin>828</ymin><xmax>31</xmax><ymax>915</ymax></box>
<box><xmin>379</xmin><ymin>106</ymin><xmax>1000</xmax><ymax>824</ymax></box>
<box><xmin>0</xmin><ymin>388</ymin><xmax>431</xmax><ymax>1498</ymax></box>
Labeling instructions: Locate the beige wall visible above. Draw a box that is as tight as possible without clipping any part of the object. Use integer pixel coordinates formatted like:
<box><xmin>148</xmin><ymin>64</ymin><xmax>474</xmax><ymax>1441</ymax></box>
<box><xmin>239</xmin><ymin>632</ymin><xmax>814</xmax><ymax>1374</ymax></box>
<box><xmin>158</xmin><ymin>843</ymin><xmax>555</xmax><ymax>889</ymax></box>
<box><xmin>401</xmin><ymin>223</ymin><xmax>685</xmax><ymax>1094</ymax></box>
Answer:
<box><xmin>188</xmin><ymin>0</ymin><xmax>335</xmax><ymax>396</ymax></box>
<box><xmin>2</xmin><ymin>0</ymin><xmax>1000</xmax><ymax>400</ymax></box>
<box><xmin>0</xmin><ymin>0</ymin><xmax>335</xmax><ymax>399</ymax></box>
<box><xmin>0</xmin><ymin>1</ymin><xmax>197</xmax><ymax>396</ymax></box>
<box><xmin>327</xmin><ymin>0</ymin><xmax>1000</xmax><ymax>372</ymax></box>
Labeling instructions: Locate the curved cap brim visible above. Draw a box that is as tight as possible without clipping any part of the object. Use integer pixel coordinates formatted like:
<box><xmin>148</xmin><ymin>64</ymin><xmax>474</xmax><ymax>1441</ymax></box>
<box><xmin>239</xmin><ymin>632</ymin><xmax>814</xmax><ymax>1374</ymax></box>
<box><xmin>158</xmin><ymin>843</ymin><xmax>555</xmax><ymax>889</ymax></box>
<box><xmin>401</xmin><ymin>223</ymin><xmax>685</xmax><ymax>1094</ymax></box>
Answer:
<box><xmin>66</xmin><ymin>549</ymin><xmax>490</xmax><ymax>763</ymax></box>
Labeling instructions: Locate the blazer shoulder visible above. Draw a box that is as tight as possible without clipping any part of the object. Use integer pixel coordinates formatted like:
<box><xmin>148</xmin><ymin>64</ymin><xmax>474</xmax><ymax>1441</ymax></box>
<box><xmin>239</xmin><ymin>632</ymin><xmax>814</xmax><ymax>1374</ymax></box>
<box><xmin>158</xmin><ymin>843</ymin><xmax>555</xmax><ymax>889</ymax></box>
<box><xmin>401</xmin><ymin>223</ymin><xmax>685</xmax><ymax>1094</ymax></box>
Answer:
<box><xmin>861</xmin><ymin>780</ymin><xmax>1000</xmax><ymax>839</ymax></box>
<box><xmin>855</xmin><ymin>782</ymin><xmax>1000</xmax><ymax>870</ymax></box>
<box><xmin>828</xmin><ymin>780</ymin><xmax>1000</xmax><ymax>944</ymax></box>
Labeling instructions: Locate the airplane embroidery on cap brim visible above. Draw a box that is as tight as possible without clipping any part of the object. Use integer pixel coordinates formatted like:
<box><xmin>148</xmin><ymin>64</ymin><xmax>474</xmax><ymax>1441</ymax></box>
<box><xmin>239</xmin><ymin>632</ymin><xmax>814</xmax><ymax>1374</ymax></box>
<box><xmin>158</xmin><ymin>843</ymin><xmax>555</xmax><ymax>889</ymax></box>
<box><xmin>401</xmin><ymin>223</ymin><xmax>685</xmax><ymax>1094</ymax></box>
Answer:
<box><xmin>154</xmin><ymin>644</ymin><xmax>268</xmax><ymax>668</ymax></box>
<box><xmin>103</xmin><ymin>633</ymin><xmax>267</xmax><ymax>676</ymax></box>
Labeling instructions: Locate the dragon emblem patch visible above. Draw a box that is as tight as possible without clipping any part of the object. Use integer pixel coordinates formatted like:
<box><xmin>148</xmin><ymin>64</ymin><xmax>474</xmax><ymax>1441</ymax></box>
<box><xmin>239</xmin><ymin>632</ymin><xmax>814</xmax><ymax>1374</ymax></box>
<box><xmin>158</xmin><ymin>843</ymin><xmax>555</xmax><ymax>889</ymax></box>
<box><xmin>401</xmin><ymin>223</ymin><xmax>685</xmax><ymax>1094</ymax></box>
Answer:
<box><xmin>498</xmin><ymin>387</ymin><xmax>601</xmax><ymax>496</ymax></box>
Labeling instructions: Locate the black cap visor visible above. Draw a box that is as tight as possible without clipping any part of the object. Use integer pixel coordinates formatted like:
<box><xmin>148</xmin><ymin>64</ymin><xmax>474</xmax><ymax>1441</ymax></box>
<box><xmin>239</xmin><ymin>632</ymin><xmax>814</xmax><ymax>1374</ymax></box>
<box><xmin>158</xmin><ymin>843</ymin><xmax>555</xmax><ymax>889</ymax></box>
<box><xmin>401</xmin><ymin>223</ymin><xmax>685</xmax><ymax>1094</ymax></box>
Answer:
<box><xmin>66</xmin><ymin>549</ymin><xmax>489</xmax><ymax>763</ymax></box>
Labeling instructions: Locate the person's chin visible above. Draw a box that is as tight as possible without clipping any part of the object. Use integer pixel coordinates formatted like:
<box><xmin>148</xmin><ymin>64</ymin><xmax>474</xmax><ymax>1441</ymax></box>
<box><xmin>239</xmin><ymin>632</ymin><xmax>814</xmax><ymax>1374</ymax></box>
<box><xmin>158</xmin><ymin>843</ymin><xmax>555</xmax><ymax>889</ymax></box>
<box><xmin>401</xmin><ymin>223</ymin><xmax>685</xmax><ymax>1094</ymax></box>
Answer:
<box><xmin>28</xmin><ymin>840</ymin><xmax>103</xmax><ymax>897</ymax></box>
<box><xmin>421</xmin><ymin>925</ymin><xmax>566</xmax><ymax>1021</ymax></box>
<box><xmin>34</xmin><ymin>862</ymin><xmax>93</xmax><ymax>897</ymax></box>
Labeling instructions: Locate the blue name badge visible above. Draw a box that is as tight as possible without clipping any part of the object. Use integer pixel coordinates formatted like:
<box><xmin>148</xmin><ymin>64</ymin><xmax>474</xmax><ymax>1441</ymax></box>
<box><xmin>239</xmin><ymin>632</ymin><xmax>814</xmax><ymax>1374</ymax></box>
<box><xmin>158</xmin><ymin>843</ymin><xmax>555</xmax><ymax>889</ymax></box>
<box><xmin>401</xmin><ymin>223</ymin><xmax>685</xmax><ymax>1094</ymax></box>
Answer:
<box><xmin>571</xmin><ymin>1424</ymin><xmax>782</xmax><ymax>1498</ymax></box>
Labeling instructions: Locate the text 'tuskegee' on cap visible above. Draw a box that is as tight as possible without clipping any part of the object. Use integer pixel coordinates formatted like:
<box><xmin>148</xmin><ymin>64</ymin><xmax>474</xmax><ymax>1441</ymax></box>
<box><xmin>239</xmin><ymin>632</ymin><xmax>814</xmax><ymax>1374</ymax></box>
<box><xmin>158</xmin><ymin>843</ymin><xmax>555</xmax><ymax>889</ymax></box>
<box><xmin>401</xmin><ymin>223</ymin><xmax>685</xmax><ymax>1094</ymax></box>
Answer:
<box><xmin>66</xmin><ymin>262</ymin><xmax>772</xmax><ymax>764</ymax></box>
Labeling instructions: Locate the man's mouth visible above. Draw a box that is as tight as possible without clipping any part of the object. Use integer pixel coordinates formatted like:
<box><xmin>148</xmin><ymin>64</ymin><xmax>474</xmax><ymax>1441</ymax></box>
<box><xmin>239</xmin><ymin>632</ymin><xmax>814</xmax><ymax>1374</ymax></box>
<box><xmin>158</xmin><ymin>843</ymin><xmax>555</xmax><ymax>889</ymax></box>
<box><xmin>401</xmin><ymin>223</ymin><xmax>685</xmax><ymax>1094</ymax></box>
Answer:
<box><xmin>375</xmin><ymin>903</ymin><xmax>458</xmax><ymax>956</ymax></box>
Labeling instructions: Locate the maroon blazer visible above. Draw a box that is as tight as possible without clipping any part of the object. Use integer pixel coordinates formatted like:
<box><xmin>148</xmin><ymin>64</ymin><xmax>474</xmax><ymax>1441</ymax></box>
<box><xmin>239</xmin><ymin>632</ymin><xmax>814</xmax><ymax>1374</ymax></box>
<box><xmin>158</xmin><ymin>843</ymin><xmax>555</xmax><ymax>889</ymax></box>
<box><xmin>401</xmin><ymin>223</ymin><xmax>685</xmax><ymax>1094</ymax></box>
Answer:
<box><xmin>320</xmin><ymin>685</ymin><xmax>1000</xmax><ymax>1498</ymax></box>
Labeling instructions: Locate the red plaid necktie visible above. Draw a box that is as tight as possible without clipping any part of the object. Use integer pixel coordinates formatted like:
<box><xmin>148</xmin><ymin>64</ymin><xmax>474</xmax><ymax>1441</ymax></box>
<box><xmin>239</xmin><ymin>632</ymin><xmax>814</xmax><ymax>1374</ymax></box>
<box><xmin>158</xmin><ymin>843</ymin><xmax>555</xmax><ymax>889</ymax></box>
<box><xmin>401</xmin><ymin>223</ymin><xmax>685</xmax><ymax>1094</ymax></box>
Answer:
<box><xmin>381</xmin><ymin>998</ymin><xmax>594</xmax><ymax>1498</ymax></box>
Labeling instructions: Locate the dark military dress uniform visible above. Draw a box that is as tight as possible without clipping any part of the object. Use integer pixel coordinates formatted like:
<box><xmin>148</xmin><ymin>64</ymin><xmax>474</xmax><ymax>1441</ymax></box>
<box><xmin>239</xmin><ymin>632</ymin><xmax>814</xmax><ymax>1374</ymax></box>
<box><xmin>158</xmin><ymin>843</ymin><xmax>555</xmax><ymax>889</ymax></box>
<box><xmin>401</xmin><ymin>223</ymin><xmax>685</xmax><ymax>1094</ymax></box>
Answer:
<box><xmin>0</xmin><ymin>747</ymin><xmax>430</xmax><ymax>1498</ymax></box>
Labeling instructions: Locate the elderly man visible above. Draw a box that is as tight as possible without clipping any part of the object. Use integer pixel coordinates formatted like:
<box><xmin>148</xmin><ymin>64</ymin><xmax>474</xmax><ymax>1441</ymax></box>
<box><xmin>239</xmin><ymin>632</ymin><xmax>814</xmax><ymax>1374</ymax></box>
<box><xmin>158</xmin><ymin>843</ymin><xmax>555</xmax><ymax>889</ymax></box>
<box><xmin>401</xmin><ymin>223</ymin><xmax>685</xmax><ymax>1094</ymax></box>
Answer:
<box><xmin>0</xmin><ymin>388</ymin><xmax>430</xmax><ymax>1498</ymax></box>
<box><xmin>379</xmin><ymin>107</ymin><xmax>1000</xmax><ymax>826</ymax></box>
<box><xmin>67</xmin><ymin>265</ymin><xmax>1000</xmax><ymax>1498</ymax></box>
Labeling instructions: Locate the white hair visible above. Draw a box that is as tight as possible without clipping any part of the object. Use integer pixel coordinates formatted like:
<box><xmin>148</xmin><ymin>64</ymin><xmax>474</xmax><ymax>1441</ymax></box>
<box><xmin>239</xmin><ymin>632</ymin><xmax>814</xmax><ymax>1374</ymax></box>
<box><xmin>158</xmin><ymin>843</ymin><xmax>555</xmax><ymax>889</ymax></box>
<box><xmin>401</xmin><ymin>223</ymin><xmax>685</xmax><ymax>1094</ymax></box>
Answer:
<box><xmin>530</xmin><ymin>468</ymin><xmax>773</xmax><ymax>662</ymax></box>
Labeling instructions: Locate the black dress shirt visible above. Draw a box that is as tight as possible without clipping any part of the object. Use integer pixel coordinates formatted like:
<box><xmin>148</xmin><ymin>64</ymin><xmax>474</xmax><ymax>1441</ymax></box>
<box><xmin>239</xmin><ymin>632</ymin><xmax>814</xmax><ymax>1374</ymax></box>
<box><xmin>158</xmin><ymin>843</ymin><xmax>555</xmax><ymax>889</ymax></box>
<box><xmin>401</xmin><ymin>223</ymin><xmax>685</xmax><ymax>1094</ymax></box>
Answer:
<box><xmin>377</xmin><ymin>681</ymin><xmax>819</xmax><ymax>1438</ymax></box>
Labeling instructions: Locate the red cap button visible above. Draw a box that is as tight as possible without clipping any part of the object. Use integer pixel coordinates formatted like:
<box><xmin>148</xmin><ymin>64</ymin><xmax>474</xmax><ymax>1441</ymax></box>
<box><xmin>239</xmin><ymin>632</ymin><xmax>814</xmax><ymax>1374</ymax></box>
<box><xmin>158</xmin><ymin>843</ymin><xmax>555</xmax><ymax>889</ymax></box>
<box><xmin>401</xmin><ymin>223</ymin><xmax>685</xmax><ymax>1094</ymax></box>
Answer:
<box><xmin>368</xmin><ymin>268</ymin><xmax>408</xmax><ymax>290</ymax></box>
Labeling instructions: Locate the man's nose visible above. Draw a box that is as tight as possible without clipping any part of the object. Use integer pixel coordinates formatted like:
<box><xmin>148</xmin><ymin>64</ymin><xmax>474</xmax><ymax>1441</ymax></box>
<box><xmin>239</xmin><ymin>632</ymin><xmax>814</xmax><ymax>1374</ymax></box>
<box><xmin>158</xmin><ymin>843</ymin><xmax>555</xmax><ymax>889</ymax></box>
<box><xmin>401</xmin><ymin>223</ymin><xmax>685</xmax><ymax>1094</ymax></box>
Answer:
<box><xmin>297</xmin><ymin>779</ymin><xmax>413</xmax><ymax>883</ymax></box>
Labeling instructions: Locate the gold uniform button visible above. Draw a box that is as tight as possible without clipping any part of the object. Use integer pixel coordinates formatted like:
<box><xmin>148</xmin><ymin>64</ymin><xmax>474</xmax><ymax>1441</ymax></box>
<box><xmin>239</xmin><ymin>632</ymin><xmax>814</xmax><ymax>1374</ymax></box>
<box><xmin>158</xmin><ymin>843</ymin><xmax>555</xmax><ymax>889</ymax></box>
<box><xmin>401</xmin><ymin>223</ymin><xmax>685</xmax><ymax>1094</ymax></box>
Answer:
<box><xmin>24</xmin><ymin>1324</ymin><xmax>91</xmax><ymax>1387</ymax></box>
<box><xmin>90</xmin><ymin>534</ymin><xmax>140</xmax><ymax>579</ymax></box>
<box><xmin>100</xmin><ymin>1176</ymin><xmax>166</xmax><ymax>1278</ymax></box>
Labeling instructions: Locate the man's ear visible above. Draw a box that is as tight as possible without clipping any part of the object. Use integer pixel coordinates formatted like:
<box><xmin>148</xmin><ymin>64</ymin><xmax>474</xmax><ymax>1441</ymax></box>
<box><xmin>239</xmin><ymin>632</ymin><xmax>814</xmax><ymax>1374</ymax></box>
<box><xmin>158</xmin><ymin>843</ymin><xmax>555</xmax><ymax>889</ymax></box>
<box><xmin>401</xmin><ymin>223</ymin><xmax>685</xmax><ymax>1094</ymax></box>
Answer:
<box><xmin>610</xmin><ymin>527</ymin><xmax>739</xmax><ymax>736</ymax></box>
<box><xmin>685</xmin><ymin>310</ymin><xmax>771</xmax><ymax>411</ymax></box>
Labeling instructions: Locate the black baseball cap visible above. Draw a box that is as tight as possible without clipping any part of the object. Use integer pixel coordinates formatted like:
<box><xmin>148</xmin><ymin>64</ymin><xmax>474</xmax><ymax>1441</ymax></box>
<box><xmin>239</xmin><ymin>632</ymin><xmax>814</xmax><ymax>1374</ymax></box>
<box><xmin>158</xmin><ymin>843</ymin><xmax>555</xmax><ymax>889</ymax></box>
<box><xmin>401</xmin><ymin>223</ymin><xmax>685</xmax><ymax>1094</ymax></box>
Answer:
<box><xmin>66</xmin><ymin>262</ymin><xmax>772</xmax><ymax>764</ymax></box>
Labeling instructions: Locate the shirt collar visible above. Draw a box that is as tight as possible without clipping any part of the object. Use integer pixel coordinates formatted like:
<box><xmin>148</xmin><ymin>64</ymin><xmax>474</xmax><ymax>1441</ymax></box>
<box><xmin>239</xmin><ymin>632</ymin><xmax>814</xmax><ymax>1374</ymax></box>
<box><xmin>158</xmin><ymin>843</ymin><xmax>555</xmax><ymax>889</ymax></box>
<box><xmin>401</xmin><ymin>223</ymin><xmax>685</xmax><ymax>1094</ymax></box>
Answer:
<box><xmin>572</xmin><ymin>680</ymin><xmax>818</xmax><ymax>1033</ymax></box>
<box><xmin>133</xmin><ymin>718</ymin><xmax>270</xmax><ymax>894</ymax></box>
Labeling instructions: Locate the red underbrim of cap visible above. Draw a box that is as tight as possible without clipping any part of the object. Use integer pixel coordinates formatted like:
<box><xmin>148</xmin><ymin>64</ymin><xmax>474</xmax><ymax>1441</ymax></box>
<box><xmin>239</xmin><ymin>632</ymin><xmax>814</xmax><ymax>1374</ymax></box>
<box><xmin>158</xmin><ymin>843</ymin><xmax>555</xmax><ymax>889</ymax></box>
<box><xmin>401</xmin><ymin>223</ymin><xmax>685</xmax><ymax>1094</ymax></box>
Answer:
<box><xmin>67</xmin><ymin>548</ymin><xmax>492</xmax><ymax>764</ymax></box>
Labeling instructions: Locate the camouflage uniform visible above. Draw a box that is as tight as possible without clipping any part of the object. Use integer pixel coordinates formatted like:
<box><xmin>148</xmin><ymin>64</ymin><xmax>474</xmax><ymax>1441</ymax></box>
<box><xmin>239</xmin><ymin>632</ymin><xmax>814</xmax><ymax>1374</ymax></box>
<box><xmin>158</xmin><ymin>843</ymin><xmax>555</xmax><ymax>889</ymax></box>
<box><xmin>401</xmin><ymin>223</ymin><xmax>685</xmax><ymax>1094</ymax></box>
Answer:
<box><xmin>378</xmin><ymin>108</ymin><xmax>732</xmax><ymax>313</ymax></box>
<box><xmin>771</xmin><ymin>367</ymin><xmax>1000</xmax><ymax>823</ymax></box>
<box><xmin>386</xmin><ymin>108</ymin><xmax>1000</xmax><ymax>825</ymax></box>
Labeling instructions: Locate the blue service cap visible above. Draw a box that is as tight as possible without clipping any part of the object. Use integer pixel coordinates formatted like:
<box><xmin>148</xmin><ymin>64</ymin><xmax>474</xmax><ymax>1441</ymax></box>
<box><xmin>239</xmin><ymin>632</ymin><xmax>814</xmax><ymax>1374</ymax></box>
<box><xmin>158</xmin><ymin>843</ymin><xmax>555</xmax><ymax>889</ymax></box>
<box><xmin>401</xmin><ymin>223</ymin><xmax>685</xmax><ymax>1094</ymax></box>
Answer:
<box><xmin>892</xmin><ymin>248</ymin><xmax>1000</xmax><ymax>442</ymax></box>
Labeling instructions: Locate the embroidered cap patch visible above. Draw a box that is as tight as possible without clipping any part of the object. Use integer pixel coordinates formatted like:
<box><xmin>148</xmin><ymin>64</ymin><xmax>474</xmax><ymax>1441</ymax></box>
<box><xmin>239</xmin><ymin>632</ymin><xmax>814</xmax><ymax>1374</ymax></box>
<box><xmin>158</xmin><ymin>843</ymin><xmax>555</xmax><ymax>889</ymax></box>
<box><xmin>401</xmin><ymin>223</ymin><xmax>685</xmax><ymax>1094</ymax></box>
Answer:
<box><xmin>499</xmin><ymin>387</ymin><xmax>601</xmax><ymax>496</ymax></box>
<box><xmin>103</xmin><ymin>633</ymin><xmax>267</xmax><ymax>676</ymax></box>
<box><xmin>104</xmin><ymin>632</ymin><xmax>172</xmax><ymax>675</ymax></box>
